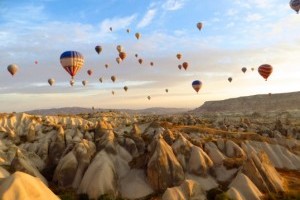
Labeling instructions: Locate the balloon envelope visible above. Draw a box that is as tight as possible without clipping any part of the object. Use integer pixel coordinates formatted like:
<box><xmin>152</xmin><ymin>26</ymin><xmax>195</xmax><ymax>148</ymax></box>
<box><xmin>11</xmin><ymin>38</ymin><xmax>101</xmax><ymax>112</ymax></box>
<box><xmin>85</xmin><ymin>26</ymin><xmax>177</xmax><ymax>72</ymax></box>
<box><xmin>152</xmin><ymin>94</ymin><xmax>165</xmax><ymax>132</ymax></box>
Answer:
<box><xmin>138</xmin><ymin>58</ymin><xmax>143</xmax><ymax>64</ymax></box>
<box><xmin>197</xmin><ymin>22</ymin><xmax>203</xmax><ymax>31</ymax></box>
<box><xmin>178</xmin><ymin>65</ymin><xmax>182</xmax><ymax>70</ymax></box>
<box><xmin>147</xmin><ymin>96</ymin><xmax>151</xmax><ymax>100</ymax></box>
<box><xmin>116</xmin><ymin>45</ymin><xmax>123</xmax><ymax>53</ymax></box>
<box><xmin>87</xmin><ymin>69</ymin><xmax>92</xmax><ymax>76</ymax></box>
<box><xmin>228</xmin><ymin>77</ymin><xmax>232</xmax><ymax>83</ymax></box>
<box><xmin>7</xmin><ymin>64</ymin><xmax>19</xmax><ymax>76</ymax></box>
<box><xmin>182</xmin><ymin>62</ymin><xmax>188</xmax><ymax>70</ymax></box>
<box><xmin>242</xmin><ymin>67</ymin><xmax>247</xmax><ymax>73</ymax></box>
<box><xmin>258</xmin><ymin>64</ymin><xmax>273</xmax><ymax>81</ymax></box>
<box><xmin>111</xmin><ymin>76</ymin><xmax>116</xmax><ymax>82</ymax></box>
<box><xmin>124</xmin><ymin>86</ymin><xmax>128</xmax><ymax>91</ymax></box>
<box><xmin>48</xmin><ymin>78</ymin><xmax>55</xmax><ymax>86</ymax></box>
<box><xmin>95</xmin><ymin>46</ymin><xmax>102</xmax><ymax>54</ymax></box>
<box><xmin>192</xmin><ymin>80</ymin><xmax>202</xmax><ymax>93</ymax></box>
<box><xmin>135</xmin><ymin>33</ymin><xmax>141</xmax><ymax>39</ymax></box>
<box><xmin>290</xmin><ymin>0</ymin><xmax>300</xmax><ymax>13</ymax></box>
<box><xmin>99</xmin><ymin>77</ymin><xmax>103</xmax><ymax>83</ymax></box>
<box><xmin>116</xmin><ymin>57</ymin><xmax>122</xmax><ymax>64</ymax></box>
<box><xmin>119</xmin><ymin>52</ymin><xmax>126</xmax><ymax>60</ymax></box>
<box><xmin>176</xmin><ymin>53</ymin><xmax>182</xmax><ymax>60</ymax></box>
<box><xmin>60</xmin><ymin>51</ymin><xmax>84</xmax><ymax>79</ymax></box>
<box><xmin>82</xmin><ymin>80</ymin><xmax>87</xmax><ymax>86</ymax></box>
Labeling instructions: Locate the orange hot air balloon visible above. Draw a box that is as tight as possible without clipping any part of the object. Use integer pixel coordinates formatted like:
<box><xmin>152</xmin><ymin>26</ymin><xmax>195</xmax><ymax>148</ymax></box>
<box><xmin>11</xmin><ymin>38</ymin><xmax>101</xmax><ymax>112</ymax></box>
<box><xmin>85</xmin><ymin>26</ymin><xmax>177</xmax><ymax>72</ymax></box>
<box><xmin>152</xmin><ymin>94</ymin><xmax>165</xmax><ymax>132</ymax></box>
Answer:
<box><xmin>241</xmin><ymin>67</ymin><xmax>247</xmax><ymax>73</ymax></box>
<box><xmin>178</xmin><ymin>64</ymin><xmax>182</xmax><ymax>70</ymax></box>
<box><xmin>176</xmin><ymin>53</ymin><xmax>182</xmax><ymax>60</ymax></box>
<box><xmin>124</xmin><ymin>86</ymin><xmax>128</xmax><ymax>92</ymax></box>
<box><xmin>182</xmin><ymin>62</ymin><xmax>188</xmax><ymax>70</ymax></box>
<box><xmin>119</xmin><ymin>52</ymin><xmax>127</xmax><ymax>60</ymax></box>
<box><xmin>7</xmin><ymin>64</ymin><xmax>19</xmax><ymax>76</ymax></box>
<box><xmin>197</xmin><ymin>22</ymin><xmax>203</xmax><ymax>31</ymax></box>
<box><xmin>70</xmin><ymin>79</ymin><xmax>75</xmax><ymax>86</ymax></box>
<box><xmin>138</xmin><ymin>58</ymin><xmax>143</xmax><ymax>64</ymax></box>
<box><xmin>150</xmin><ymin>62</ymin><xmax>154</xmax><ymax>66</ymax></box>
<box><xmin>135</xmin><ymin>32</ymin><xmax>141</xmax><ymax>39</ymax></box>
<box><xmin>116</xmin><ymin>57</ymin><xmax>122</xmax><ymax>64</ymax></box>
<box><xmin>111</xmin><ymin>75</ymin><xmax>116</xmax><ymax>82</ymax></box>
<box><xmin>105</xmin><ymin>64</ymin><xmax>109</xmax><ymax>69</ymax></box>
<box><xmin>228</xmin><ymin>77</ymin><xmax>232</xmax><ymax>83</ymax></box>
<box><xmin>87</xmin><ymin>69</ymin><xmax>92</xmax><ymax>76</ymax></box>
<box><xmin>258</xmin><ymin>64</ymin><xmax>273</xmax><ymax>81</ymax></box>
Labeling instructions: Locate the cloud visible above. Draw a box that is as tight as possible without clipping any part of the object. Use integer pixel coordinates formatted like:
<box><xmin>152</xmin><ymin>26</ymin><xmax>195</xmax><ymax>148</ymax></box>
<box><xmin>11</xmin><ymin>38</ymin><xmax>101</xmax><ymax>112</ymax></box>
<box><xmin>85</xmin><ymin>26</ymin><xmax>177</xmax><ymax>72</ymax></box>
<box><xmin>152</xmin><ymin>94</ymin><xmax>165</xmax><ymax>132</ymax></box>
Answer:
<box><xmin>99</xmin><ymin>14</ymin><xmax>137</xmax><ymax>32</ymax></box>
<box><xmin>245</xmin><ymin>13</ymin><xmax>263</xmax><ymax>22</ymax></box>
<box><xmin>137</xmin><ymin>9</ymin><xmax>157</xmax><ymax>28</ymax></box>
<box><xmin>162</xmin><ymin>0</ymin><xmax>186</xmax><ymax>11</ymax></box>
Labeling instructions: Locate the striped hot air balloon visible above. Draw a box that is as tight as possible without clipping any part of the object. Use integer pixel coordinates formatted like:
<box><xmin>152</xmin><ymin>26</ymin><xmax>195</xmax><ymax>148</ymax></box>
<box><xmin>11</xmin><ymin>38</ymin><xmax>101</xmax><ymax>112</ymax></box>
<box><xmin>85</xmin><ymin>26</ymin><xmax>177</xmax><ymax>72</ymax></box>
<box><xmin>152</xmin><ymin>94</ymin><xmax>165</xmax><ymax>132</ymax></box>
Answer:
<box><xmin>192</xmin><ymin>80</ymin><xmax>202</xmax><ymax>93</ymax></box>
<box><xmin>60</xmin><ymin>51</ymin><xmax>84</xmax><ymax>79</ymax></box>
<box><xmin>258</xmin><ymin>64</ymin><xmax>273</xmax><ymax>81</ymax></box>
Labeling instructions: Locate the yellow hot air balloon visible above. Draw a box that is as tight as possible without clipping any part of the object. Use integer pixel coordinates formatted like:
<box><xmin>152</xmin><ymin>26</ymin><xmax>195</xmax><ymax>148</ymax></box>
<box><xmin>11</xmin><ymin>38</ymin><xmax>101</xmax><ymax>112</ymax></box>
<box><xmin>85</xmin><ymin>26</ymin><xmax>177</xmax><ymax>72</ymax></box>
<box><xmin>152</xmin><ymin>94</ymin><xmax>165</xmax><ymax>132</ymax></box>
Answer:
<box><xmin>7</xmin><ymin>64</ymin><xmax>19</xmax><ymax>76</ymax></box>
<box><xmin>135</xmin><ymin>32</ymin><xmax>141</xmax><ymax>39</ymax></box>
<box><xmin>48</xmin><ymin>78</ymin><xmax>55</xmax><ymax>86</ymax></box>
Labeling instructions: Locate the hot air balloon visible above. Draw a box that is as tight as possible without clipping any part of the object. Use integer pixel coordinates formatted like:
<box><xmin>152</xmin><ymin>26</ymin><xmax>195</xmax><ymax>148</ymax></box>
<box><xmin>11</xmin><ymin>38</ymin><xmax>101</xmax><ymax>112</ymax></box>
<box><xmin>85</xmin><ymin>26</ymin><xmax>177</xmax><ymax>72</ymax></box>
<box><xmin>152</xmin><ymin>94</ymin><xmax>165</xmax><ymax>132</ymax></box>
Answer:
<box><xmin>124</xmin><ymin>86</ymin><xmax>128</xmax><ymax>92</ymax></box>
<box><xmin>99</xmin><ymin>77</ymin><xmax>103</xmax><ymax>83</ymax></box>
<box><xmin>119</xmin><ymin>52</ymin><xmax>127</xmax><ymax>60</ymax></box>
<box><xmin>87</xmin><ymin>69</ymin><xmax>93</xmax><ymax>76</ymax></box>
<box><xmin>290</xmin><ymin>0</ymin><xmax>300</xmax><ymax>13</ymax></box>
<box><xmin>35</xmin><ymin>61</ymin><xmax>38</xmax><ymax>64</ymax></box>
<box><xmin>241</xmin><ymin>67</ymin><xmax>247</xmax><ymax>73</ymax></box>
<box><xmin>60</xmin><ymin>51</ymin><xmax>84</xmax><ymax>79</ymax></box>
<box><xmin>48</xmin><ymin>78</ymin><xmax>55</xmax><ymax>86</ymax></box>
<box><xmin>116</xmin><ymin>45</ymin><xmax>123</xmax><ymax>53</ymax></box>
<box><xmin>176</xmin><ymin>53</ymin><xmax>182</xmax><ymax>60</ymax></box>
<box><xmin>147</xmin><ymin>96</ymin><xmax>151</xmax><ymax>100</ymax></box>
<box><xmin>182</xmin><ymin>62</ymin><xmax>188</xmax><ymax>70</ymax></box>
<box><xmin>135</xmin><ymin>54</ymin><xmax>138</xmax><ymax>58</ymax></box>
<box><xmin>126</xmin><ymin>29</ymin><xmax>130</xmax><ymax>33</ymax></box>
<box><xmin>192</xmin><ymin>80</ymin><xmax>202</xmax><ymax>93</ymax></box>
<box><xmin>178</xmin><ymin>64</ymin><xmax>182</xmax><ymax>70</ymax></box>
<box><xmin>82</xmin><ymin>80</ymin><xmax>87</xmax><ymax>86</ymax></box>
<box><xmin>197</xmin><ymin>22</ymin><xmax>203</xmax><ymax>31</ymax></box>
<box><xmin>95</xmin><ymin>46</ymin><xmax>102</xmax><ymax>54</ymax></box>
<box><xmin>105</xmin><ymin>64</ymin><xmax>109</xmax><ymax>69</ymax></box>
<box><xmin>7</xmin><ymin>64</ymin><xmax>19</xmax><ymax>76</ymax></box>
<box><xmin>251</xmin><ymin>68</ymin><xmax>255</xmax><ymax>71</ymax></box>
<box><xmin>258</xmin><ymin>64</ymin><xmax>273</xmax><ymax>81</ymax></box>
<box><xmin>150</xmin><ymin>62</ymin><xmax>154</xmax><ymax>66</ymax></box>
<box><xmin>228</xmin><ymin>77</ymin><xmax>232</xmax><ymax>83</ymax></box>
<box><xmin>110</xmin><ymin>27</ymin><xmax>112</xmax><ymax>31</ymax></box>
<box><xmin>70</xmin><ymin>79</ymin><xmax>75</xmax><ymax>86</ymax></box>
<box><xmin>138</xmin><ymin>58</ymin><xmax>143</xmax><ymax>64</ymax></box>
<box><xmin>165</xmin><ymin>89</ymin><xmax>168</xmax><ymax>93</ymax></box>
<box><xmin>116</xmin><ymin>57</ymin><xmax>122</xmax><ymax>64</ymax></box>
<box><xmin>111</xmin><ymin>76</ymin><xmax>116</xmax><ymax>82</ymax></box>
<box><xmin>135</xmin><ymin>33</ymin><xmax>141</xmax><ymax>39</ymax></box>
<box><xmin>112</xmin><ymin>91</ymin><xmax>115</xmax><ymax>95</ymax></box>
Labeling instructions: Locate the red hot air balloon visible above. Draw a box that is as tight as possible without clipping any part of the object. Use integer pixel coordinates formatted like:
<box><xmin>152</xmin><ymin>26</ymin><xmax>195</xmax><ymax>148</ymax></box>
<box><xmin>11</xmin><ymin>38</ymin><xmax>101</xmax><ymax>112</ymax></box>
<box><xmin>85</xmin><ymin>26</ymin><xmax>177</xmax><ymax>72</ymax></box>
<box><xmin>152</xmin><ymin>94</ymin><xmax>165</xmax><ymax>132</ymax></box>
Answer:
<box><xmin>119</xmin><ymin>52</ymin><xmax>127</xmax><ymax>60</ymax></box>
<box><xmin>87</xmin><ymin>69</ymin><xmax>93</xmax><ymax>76</ymax></box>
<box><xmin>258</xmin><ymin>64</ymin><xmax>273</xmax><ymax>81</ymax></box>
<box><xmin>182</xmin><ymin>62</ymin><xmax>188</xmax><ymax>70</ymax></box>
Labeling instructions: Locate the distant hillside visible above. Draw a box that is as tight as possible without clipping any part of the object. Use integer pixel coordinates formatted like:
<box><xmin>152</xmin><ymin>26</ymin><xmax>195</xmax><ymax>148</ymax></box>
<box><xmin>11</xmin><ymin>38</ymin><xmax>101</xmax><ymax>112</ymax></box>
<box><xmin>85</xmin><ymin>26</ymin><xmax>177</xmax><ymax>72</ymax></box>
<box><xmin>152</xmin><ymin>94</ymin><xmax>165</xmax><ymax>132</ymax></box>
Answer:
<box><xmin>25</xmin><ymin>107</ymin><xmax>190</xmax><ymax>115</ymax></box>
<box><xmin>192</xmin><ymin>91</ymin><xmax>300</xmax><ymax>115</ymax></box>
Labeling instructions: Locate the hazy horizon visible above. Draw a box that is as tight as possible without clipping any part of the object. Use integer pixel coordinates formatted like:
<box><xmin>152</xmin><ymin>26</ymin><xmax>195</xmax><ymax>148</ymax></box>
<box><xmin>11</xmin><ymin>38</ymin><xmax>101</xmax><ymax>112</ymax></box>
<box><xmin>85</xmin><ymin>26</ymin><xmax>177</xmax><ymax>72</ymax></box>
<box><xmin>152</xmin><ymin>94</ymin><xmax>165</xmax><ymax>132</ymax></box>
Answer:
<box><xmin>1</xmin><ymin>0</ymin><xmax>300</xmax><ymax>112</ymax></box>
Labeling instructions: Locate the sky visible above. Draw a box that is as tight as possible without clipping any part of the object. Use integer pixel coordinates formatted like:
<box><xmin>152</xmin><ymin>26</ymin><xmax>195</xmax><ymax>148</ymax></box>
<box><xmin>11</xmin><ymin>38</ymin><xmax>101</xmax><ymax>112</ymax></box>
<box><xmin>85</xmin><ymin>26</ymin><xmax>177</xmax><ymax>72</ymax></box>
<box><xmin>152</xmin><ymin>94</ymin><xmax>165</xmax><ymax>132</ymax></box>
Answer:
<box><xmin>0</xmin><ymin>0</ymin><xmax>299</xmax><ymax>112</ymax></box>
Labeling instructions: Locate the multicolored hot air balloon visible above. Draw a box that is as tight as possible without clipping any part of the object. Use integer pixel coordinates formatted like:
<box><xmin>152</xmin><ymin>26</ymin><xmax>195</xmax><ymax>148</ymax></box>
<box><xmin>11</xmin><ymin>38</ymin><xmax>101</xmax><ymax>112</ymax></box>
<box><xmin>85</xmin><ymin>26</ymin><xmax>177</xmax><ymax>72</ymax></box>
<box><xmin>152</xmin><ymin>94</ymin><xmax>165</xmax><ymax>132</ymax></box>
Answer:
<box><xmin>192</xmin><ymin>80</ymin><xmax>202</xmax><ymax>93</ymax></box>
<box><xmin>290</xmin><ymin>0</ymin><xmax>300</xmax><ymax>13</ymax></box>
<box><xmin>197</xmin><ymin>22</ymin><xmax>203</xmax><ymax>31</ymax></box>
<box><xmin>228</xmin><ymin>77</ymin><xmax>232</xmax><ymax>83</ymax></box>
<box><xmin>119</xmin><ymin>52</ymin><xmax>127</xmax><ymax>60</ymax></box>
<box><xmin>111</xmin><ymin>76</ymin><xmax>116</xmax><ymax>82</ymax></box>
<box><xmin>182</xmin><ymin>62</ymin><xmax>188</xmax><ymax>70</ymax></box>
<box><xmin>258</xmin><ymin>64</ymin><xmax>273</xmax><ymax>81</ymax></box>
<box><xmin>87</xmin><ymin>69</ymin><xmax>93</xmax><ymax>76</ymax></box>
<box><xmin>95</xmin><ymin>46</ymin><xmax>102</xmax><ymax>54</ymax></box>
<box><xmin>176</xmin><ymin>53</ymin><xmax>182</xmax><ymax>60</ymax></box>
<box><xmin>48</xmin><ymin>78</ymin><xmax>55</xmax><ymax>86</ymax></box>
<box><xmin>82</xmin><ymin>80</ymin><xmax>87</xmax><ymax>86</ymax></box>
<box><xmin>7</xmin><ymin>64</ymin><xmax>19</xmax><ymax>76</ymax></box>
<box><xmin>241</xmin><ymin>67</ymin><xmax>247</xmax><ymax>73</ymax></box>
<box><xmin>135</xmin><ymin>33</ymin><xmax>141</xmax><ymax>39</ymax></box>
<box><xmin>124</xmin><ymin>86</ymin><xmax>128</xmax><ymax>92</ymax></box>
<box><xmin>60</xmin><ymin>51</ymin><xmax>84</xmax><ymax>79</ymax></box>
